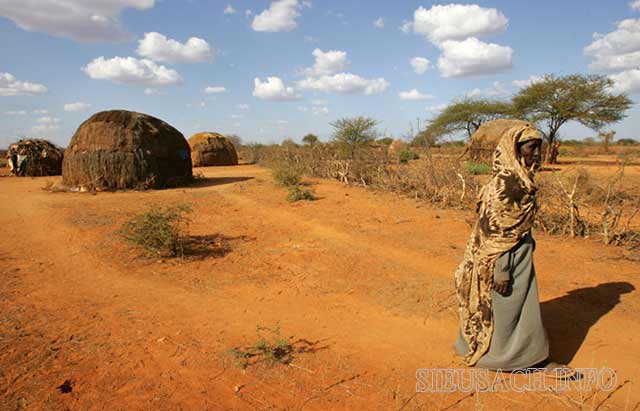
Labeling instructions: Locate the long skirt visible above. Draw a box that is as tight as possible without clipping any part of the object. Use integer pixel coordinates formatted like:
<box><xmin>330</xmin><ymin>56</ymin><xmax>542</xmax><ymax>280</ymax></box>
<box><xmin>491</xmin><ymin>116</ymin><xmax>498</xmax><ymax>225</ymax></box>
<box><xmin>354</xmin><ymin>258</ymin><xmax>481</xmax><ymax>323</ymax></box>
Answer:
<box><xmin>454</xmin><ymin>233</ymin><xmax>549</xmax><ymax>370</ymax></box>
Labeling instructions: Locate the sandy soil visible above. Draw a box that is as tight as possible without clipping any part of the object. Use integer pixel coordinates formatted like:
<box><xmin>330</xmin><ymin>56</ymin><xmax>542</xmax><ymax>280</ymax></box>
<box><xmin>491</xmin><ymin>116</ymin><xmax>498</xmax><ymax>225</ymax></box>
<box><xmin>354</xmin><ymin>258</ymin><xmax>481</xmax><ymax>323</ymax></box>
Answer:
<box><xmin>0</xmin><ymin>164</ymin><xmax>638</xmax><ymax>410</ymax></box>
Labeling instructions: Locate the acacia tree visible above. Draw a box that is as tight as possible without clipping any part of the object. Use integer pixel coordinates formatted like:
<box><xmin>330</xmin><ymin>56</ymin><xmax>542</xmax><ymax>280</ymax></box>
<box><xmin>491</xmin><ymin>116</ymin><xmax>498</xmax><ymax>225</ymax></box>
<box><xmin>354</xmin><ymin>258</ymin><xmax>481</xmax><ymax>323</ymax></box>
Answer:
<box><xmin>513</xmin><ymin>74</ymin><xmax>632</xmax><ymax>162</ymax></box>
<box><xmin>302</xmin><ymin>133</ymin><xmax>319</xmax><ymax>146</ymax></box>
<box><xmin>415</xmin><ymin>98</ymin><xmax>513</xmax><ymax>145</ymax></box>
<box><xmin>331</xmin><ymin>116</ymin><xmax>379</xmax><ymax>158</ymax></box>
<box><xmin>598</xmin><ymin>130</ymin><xmax>616</xmax><ymax>153</ymax></box>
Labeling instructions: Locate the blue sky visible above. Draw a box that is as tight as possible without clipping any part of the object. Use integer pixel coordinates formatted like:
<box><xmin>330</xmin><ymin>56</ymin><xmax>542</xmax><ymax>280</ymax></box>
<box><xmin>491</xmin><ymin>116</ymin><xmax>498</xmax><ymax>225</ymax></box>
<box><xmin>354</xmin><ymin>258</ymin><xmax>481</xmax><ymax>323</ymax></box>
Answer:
<box><xmin>1</xmin><ymin>0</ymin><xmax>640</xmax><ymax>147</ymax></box>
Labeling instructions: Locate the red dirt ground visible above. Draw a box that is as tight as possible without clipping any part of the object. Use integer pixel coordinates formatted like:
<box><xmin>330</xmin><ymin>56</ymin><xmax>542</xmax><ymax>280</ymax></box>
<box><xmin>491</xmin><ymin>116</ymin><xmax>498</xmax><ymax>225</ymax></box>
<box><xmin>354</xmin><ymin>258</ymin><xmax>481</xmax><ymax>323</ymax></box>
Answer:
<box><xmin>0</xmin><ymin>164</ymin><xmax>638</xmax><ymax>410</ymax></box>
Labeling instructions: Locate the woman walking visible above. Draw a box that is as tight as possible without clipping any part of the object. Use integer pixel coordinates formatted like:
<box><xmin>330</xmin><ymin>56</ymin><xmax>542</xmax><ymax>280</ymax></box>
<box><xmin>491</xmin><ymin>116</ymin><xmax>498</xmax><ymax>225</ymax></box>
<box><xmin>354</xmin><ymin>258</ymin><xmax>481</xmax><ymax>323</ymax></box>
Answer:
<box><xmin>453</xmin><ymin>123</ymin><xmax>572</xmax><ymax>376</ymax></box>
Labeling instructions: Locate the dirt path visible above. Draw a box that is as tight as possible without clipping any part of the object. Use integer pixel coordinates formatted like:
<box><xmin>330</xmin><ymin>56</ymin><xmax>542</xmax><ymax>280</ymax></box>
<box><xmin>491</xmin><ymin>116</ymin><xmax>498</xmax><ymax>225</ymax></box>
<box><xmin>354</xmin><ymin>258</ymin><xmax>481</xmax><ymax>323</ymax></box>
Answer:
<box><xmin>0</xmin><ymin>165</ymin><xmax>638</xmax><ymax>410</ymax></box>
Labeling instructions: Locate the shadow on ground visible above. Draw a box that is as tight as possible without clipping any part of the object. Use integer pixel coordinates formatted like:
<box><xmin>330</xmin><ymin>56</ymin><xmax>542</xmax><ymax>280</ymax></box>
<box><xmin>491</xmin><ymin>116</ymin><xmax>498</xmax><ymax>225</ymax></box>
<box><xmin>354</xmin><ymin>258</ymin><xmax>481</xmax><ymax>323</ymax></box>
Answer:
<box><xmin>541</xmin><ymin>281</ymin><xmax>635</xmax><ymax>364</ymax></box>
<box><xmin>190</xmin><ymin>176</ymin><xmax>254</xmax><ymax>188</ymax></box>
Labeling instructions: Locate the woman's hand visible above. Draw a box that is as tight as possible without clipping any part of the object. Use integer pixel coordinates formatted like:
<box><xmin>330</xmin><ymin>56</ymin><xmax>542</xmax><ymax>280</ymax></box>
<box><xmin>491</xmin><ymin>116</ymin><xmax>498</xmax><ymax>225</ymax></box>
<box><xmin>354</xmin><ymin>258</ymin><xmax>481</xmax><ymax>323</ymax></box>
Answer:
<box><xmin>493</xmin><ymin>280</ymin><xmax>510</xmax><ymax>296</ymax></box>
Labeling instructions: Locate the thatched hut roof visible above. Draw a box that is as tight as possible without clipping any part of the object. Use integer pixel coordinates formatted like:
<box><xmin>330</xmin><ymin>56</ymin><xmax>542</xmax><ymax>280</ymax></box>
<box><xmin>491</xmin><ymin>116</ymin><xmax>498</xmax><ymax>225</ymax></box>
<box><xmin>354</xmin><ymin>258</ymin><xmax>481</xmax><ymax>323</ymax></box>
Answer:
<box><xmin>467</xmin><ymin>119</ymin><xmax>531</xmax><ymax>161</ymax></box>
<box><xmin>62</xmin><ymin>110</ymin><xmax>192</xmax><ymax>190</ymax></box>
<box><xmin>387</xmin><ymin>139</ymin><xmax>407</xmax><ymax>157</ymax></box>
<box><xmin>6</xmin><ymin>139</ymin><xmax>64</xmax><ymax>176</ymax></box>
<box><xmin>188</xmin><ymin>132</ymin><xmax>238</xmax><ymax>167</ymax></box>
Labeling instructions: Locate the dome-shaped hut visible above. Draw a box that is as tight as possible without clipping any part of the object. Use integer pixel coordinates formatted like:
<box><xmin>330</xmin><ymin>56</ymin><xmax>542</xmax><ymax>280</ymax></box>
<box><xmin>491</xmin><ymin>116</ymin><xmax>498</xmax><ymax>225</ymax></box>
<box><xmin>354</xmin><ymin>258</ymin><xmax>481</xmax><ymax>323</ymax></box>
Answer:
<box><xmin>62</xmin><ymin>110</ymin><xmax>192</xmax><ymax>190</ymax></box>
<box><xmin>465</xmin><ymin>119</ymin><xmax>531</xmax><ymax>161</ymax></box>
<box><xmin>6</xmin><ymin>139</ymin><xmax>64</xmax><ymax>176</ymax></box>
<box><xmin>188</xmin><ymin>132</ymin><xmax>238</xmax><ymax>167</ymax></box>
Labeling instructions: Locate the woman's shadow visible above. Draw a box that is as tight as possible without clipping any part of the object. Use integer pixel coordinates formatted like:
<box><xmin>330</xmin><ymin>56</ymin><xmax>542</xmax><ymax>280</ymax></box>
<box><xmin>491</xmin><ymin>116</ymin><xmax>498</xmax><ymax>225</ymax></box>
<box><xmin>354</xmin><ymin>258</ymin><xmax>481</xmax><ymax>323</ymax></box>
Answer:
<box><xmin>541</xmin><ymin>281</ymin><xmax>635</xmax><ymax>364</ymax></box>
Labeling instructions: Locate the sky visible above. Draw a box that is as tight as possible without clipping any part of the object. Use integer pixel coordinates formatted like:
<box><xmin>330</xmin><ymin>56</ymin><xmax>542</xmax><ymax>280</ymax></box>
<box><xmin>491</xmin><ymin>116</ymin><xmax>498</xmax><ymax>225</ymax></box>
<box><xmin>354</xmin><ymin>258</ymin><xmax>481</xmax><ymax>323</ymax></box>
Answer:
<box><xmin>1</xmin><ymin>0</ymin><xmax>640</xmax><ymax>148</ymax></box>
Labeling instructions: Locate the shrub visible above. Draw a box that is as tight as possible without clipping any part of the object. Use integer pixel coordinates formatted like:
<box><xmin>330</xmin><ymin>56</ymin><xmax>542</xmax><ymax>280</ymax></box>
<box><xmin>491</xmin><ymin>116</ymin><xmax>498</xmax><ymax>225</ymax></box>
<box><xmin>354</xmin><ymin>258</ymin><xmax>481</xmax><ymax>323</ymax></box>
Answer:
<box><xmin>399</xmin><ymin>149</ymin><xmax>420</xmax><ymax>164</ymax></box>
<box><xmin>121</xmin><ymin>203</ymin><xmax>192</xmax><ymax>257</ymax></box>
<box><xmin>287</xmin><ymin>185</ymin><xmax>315</xmax><ymax>202</ymax></box>
<box><xmin>464</xmin><ymin>161</ymin><xmax>492</xmax><ymax>175</ymax></box>
<box><xmin>271</xmin><ymin>160</ymin><xmax>303</xmax><ymax>187</ymax></box>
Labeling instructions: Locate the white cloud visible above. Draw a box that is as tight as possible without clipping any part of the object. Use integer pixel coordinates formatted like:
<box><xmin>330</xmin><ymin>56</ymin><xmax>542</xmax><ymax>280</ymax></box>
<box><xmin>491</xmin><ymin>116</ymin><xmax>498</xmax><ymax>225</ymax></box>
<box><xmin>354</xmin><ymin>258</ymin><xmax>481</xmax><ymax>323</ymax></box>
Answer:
<box><xmin>413</xmin><ymin>4</ymin><xmax>508</xmax><ymax>45</ymax></box>
<box><xmin>584</xmin><ymin>19</ymin><xmax>640</xmax><ymax>72</ymax></box>
<box><xmin>303</xmin><ymin>48</ymin><xmax>350</xmax><ymax>76</ymax></box>
<box><xmin>252</xmin><ymin>0</ymin><xmax>302</xmax><ymax>32</ymax></box>
<box><xmin>400</xmin><ymin>20</ymin><xmax>412</xmax><ymax>34</ymax></box>
<box><xmin>437</xmin><ymin>37</ymin><xmax>513</xmax><ymax>78</ymax></box>
<box><xmin>312</xmin><ymin>106</ymin><xmax>329</xmax><ymax>115</ymax></box>
<box><xmin>373</xmin><ymin>17</ymin><xmax>384</xmax><ymax>29</ymax></box>
<box><xmin>236</xmin><ymin>103</ymin><xmax>250</xmax><ymax>110</ymax></box>
<box><xmin>231</xmin><ymin>114</ymin><xmax>243</xmax><ymax>119</ymax></box>
<box><xmin>512</xmin><ymin>75</ymin><xmax>542</xmax><ymax>88</ymax></box>
<box><xmin>302</xmin><ymin>0</ymin><xmax>312</xmax><ymax>8</ymax></box>
<box><xmin>0</xmin><ymin>0</ymin><xmax>154</xmax><ymax>43</ymax></box>
<box><xmin>466</xmin><ymin>81</ymin><xmax>508</xmax><ymax>98</ymax></box>
<box><xmin>245</xmin><ymin>9</ymin><xmax>252</xmax><ymax>17</ymax></box>
<box><xmin>4</xmin><ymin>110</ymin><xmax>27</xmax><ymax>115</ymax></box>
<box><xmin>296</xmin><ymin>73</ymin><xmax>389</xmax><ymax>95</ymax></box>
<box><xmin>399</xmin><ymin>89</ymin><xmax>434</xmax><ymax>101</ymax></box>
<box><xmin>64</xmin><ymin>102</ymin><xmax>91</xmax><ymax>112</ymax></box>
<box><xmin>311</xmin><ymin>99</ymin><xmax>327</xmax><ymax>105</ymax></box>
<box><xmin>33</xmin><ymin>109</ymin><xmax>48</xmax><ymax>114</ymax></box>
<box><xmin>204</xmin><ymin>86</ymin><xmax>226</xmax><ymax>94</ymax></box>
<box><xmin>425</xmin><ymin>104</ymin><xmax>447</xmax><ymax>112</ymax></box>
<box><xmin>610</xmin><ymin>69</ymin><xmax>640</xmax><ymax>93</ymax></box>
<box><xmin>224</xmin><ymin>4</ymin><xmax>236</xmax><ymax>14</ymax></box>
<box><xmin>410</xmin><ymin>57</ymin><xmax>431</xmax><ymax>74</ymax></box>
<box><xmin>253</xmin><ymin>76</ymin><xmax>299</xmax><ymax>100</ymax></box>
<box><xmin>276</xmin><ymin>120</ymin><xmax>289</xmax><ymax>124</ymax></box>
<box><xmin>136</xmin><ymin>32</ymin><xmax>213</xmax><ymax>63</ymax></box>
<box><xmin>144</xmin><ymin>88</ymin><xmax>159</xmax><ymax>95</ymax></box>
<box><xmin>83</xmin><ymin>56</ymin><xmax>182</xmax><ymax>86</ymax></box>
<box><xmin>0</xmin><ymin>72</ymin><xmax>47</xmax><ymax>96</ymax></box>
<box><xmin>631</xmin><ymin>0</ymin><xmax>640</xmax><ymax>10</ymax></box>
<box><xmin>32</xmin><ymin>116</ymin><xmax>61</xmax><ymax>132</ymax></box>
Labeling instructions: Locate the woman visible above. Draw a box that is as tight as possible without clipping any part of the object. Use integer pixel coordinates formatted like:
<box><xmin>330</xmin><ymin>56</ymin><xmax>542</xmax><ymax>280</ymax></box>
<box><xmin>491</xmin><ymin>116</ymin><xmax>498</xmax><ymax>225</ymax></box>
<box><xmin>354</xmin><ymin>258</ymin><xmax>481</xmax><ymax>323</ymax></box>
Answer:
<box><xmin>453</xmin><ymin>123</ymin><xmax>572</xmax><ymax>376</ymax></box>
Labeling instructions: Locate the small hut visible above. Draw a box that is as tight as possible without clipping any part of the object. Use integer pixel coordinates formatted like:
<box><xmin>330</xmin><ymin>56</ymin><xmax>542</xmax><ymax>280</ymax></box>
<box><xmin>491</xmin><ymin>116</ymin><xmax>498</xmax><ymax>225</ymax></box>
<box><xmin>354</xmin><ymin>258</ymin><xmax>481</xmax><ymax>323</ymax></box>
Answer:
<box><xmin>465</xmin><ymin>119</ymin><xmax>531</xmax><ymax>162</ymax></box>
<box><xmin>6</xmin><ymin>139</ymin><xmax>64</xmax><ymax>176</ymax></box>
<box><xmin>62</xmin><ymin>110</ymin><xmax>192</xmax><ymax>190</ymax></box>
<box><xmin>188</xmin><ymin>132</ymin><xmax>238</xmax><ymax>167</ymax></box>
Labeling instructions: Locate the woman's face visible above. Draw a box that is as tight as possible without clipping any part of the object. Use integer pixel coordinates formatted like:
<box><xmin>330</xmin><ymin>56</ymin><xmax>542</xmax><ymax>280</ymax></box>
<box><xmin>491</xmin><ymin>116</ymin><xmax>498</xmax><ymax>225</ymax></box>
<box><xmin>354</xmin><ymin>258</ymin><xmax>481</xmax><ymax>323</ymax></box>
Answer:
<box><xmin>518</xmin><ymin>140</ymin><xmax>542</xmax><ymax>169</ymax></box>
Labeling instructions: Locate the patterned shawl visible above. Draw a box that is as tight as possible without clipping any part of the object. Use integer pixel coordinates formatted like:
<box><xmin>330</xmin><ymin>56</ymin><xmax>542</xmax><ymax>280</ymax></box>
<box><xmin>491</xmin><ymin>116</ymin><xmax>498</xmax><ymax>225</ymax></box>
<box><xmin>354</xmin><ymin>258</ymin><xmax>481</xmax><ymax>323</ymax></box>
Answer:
<box><xmin>454</xmin><ymin>123</ymin><xmax>542</xmax><ymax>366</ymax></box>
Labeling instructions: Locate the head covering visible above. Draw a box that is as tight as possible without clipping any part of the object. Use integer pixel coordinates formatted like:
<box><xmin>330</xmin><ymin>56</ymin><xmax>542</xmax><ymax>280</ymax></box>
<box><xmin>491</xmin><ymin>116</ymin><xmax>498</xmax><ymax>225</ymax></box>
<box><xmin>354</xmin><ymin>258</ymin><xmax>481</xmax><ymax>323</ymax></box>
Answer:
<box><xmin>516</xmin><ymin>126</ymin><xmax>542</xmax><ymax>145</ymax></box>
<box><xmin>454</xmin><ymin>123</ymin><xmax>540</xmax><ymax>366</ymax></box>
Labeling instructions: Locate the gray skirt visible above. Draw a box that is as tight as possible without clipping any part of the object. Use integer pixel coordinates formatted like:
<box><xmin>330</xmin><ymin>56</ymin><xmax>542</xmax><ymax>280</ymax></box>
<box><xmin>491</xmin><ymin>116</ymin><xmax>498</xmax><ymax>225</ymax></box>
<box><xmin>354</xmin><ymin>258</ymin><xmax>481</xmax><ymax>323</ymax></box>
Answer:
<box><xmin>455</xmin><ymin>233</ymin><xmax>549</xmax><ymax>370</ymax></box>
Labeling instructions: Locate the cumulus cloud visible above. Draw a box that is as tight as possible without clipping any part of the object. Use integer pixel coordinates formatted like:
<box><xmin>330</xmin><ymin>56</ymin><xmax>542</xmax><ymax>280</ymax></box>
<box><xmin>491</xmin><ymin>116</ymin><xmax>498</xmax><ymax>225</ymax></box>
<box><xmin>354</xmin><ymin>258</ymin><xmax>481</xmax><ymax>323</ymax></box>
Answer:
<box><xmin>400</xmin><ymin>20</ymin><xmax>413</xmax><ymax>34</ymax></box>
<box><xmin>413</xmin><ymin>4</ymin><xmax>508</xmax><ymax>45</ymax></box>
<box><xmin>224</xmin><ymin>4</ymin><xmax>236</xmax><ymax>14</ymax></box>
<box><xmin>83</xmin><ymin>56</ymin><xmax>182</xmax><ymax>86</ymax></box>
<box><xmin>302</xmin><ymin>48</ymin><xmax>350</xmax><ymax>76</ymax></box>
<box><xmin>631</xmin><ymin>0</ymin><xmax>640</xmax><ymax>10</ymax></box>
<box><xmin>410</xmin><ymin>57</ymin><xmax>431</xmax><ymax>74</ymax></box>
<box><xmin>437</xmin><ymin>37</ymin><xmax>513</xmax><ymax>78</ymax></box>
<box><xmin>399</xmin><ymin>89</ymin><xmax>434</xmax><ymax>101</ymax></box>
<box><xmin>512</xmin><ymin>75</ymin><xmax>542</xmax><ymax>88</ymax></box>
<box><xmin>466</xmin><ymin>81</ymin><xmax>508</xmax><ymax>98</ymax></box>
<box><xmin>32</xmin><ymin>116</ymin><xmax>61</xmax><ymax>132</ymax></box>
<box><xmin>253</xmin><ymin>77</ymin><xmax>300</xmax><ymax>100</ymax></box>
<box><xmin>204</xmin><ymin>86</ymin><xmax>226</xmax><ymax>94</ymax></box>
<box><xmin>610</xmin><ymin>69</ymin><xmax>640</xmax><ymax>93</ymax></box>
<box><xmin>0</xmin><ymin>72</ymin><xmax>47</xmax><ymax>96</ymax></box>
<box><xmin>252</xmin><ymin>0</ymin><xmax>303</xmax><ymax>32</ymax></box>
<box><xmin>373</xmin><ymin>17</ymin><xmax>384</xmax><ymax>29</ymax></box>
<box><xmin>64</xmin><ymin>102</ymin><xmax>91</xmax><ymax>112</ymax></box>
<box><xmin>296</xmin><ymin>73</ymin><xmax>388</xmax><ymax>95</ymax></box>
<box><xmin>584</xmin><ymin>19</ymin><xmax>640</xmax><ymax>72</ymax></box>
<box><xmin>137</xmin><ymin>32</ymin><xmax>213</xmax><ymax>63</ymax></box>
<box><xmin>0</xmin><ymin>0</ymin><xmax>154</xmax><ymax>42</ymax></box>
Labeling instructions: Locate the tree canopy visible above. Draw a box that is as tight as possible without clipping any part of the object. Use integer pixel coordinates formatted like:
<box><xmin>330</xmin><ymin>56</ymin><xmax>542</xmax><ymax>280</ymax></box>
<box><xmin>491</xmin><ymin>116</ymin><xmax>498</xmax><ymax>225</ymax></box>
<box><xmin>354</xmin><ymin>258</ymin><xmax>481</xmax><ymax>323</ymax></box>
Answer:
<box><xmin>512</xmin><ymin>74</ymin><xmax>632</xmax><ymax>159</ymax></box>
<box><xmin>415</xmin><ymin>98</ymin><xmax>513</xmax><ymax>145</ymax></box>
<box><xmin>302</xmin><ymin>133</ymin><xmax>319</xmax><ymax>146</ymax></box>
<box><xmin>331</xmin><ymin>116</ymin><xmax>379</xmax><ymax>158</ymax></box>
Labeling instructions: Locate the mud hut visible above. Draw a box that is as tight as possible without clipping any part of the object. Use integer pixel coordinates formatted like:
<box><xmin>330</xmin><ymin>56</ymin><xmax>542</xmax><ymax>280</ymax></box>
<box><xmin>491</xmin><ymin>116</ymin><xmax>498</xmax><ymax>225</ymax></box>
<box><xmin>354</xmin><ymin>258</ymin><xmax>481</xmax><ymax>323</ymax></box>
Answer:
<box><xmin>62</xmin><ymin>110</ymin><xmax>192</xmax><ymax>190</ymax></box>
<box><xmin>464</xmin><ymin>119</ymin><xmax>531</xmax><ymax>162</ymax></box>
<box><xmin>188</xmin><ymin>132</ymin><xmax>238</xmax><ymax>167</ymax></box>
<box><xmin>6</xmin><ymin>139</ymin><xmax>64</xmax><ymax>176</ymax></box>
